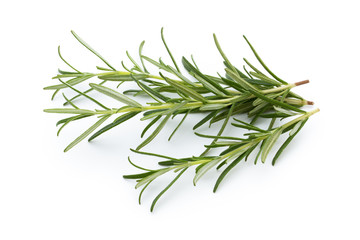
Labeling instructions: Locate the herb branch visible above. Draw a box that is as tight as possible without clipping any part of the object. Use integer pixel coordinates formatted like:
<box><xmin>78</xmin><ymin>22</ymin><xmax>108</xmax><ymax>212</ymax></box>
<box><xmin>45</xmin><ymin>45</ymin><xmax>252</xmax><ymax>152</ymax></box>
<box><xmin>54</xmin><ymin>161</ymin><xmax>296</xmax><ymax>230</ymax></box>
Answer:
<box><xmin>44</xmin><ymin>29</ymin><xmax>319</xmax><ymax>211</ymax></box>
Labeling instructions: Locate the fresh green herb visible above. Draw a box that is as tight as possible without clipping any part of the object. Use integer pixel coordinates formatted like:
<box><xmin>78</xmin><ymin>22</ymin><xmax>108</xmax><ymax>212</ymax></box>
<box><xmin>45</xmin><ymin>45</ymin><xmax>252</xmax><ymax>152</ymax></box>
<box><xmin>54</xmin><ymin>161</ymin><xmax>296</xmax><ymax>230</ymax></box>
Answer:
<box><xmin>44</xmin><ymin>29</ymin><xmax>318</xmax><ymax>211</ymax></box>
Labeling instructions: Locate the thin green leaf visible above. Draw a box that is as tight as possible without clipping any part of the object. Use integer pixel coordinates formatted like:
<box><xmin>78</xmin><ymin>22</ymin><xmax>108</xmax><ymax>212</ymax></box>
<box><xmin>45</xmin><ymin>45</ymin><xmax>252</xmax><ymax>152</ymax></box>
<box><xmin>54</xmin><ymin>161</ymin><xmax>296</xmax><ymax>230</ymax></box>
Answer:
<box><xmin>161</xmin><ymin>27</ymin><xmax>180</xmax><ymax>72</ymax></box>
<box><xmin>191</xmin><ymin>54</ymin><xmax>200</xmax><ymax>70</ymax></box>
<box><xmin>220</xmin><ymin>77</ymin><xmax>245</xmax><ymax>92</ymax></box>
<box><xmin>248</xmin><ymin>88</ymin><xmax>305</xmax><ymax>113</ymax></box>
<box><xmin>168</xmin><ymin>110</ymin><xmax>189</xmax><ymax>141</ymax></box>
<box><xmin>150</xmin><ymin>167</ymin><xmax>187</xmax><ymax>212</ymax></box>
<box><xmin>71</xmin><ymin>30</ymin><xmax>116</xmax><ymax>71</ymax></box>
<box><xmin>201</xmin><ymin>103</ymin><xmax>235</xmax><ymax>156</ymax></box>
<box><xmin>196</xmin><ymin>75</ymin><xmax>227</xmax><ymax>96</ymax></box>
<box><xmin>88</xmin><ymin>111</ymin><xmax>139</xmax><ymax>141</ymax></box>
<box><xmin>167</xmin><ymin>65</ymin><xmax>196</xmax><ymax>86</ymax></box>
<box><xmin>193</xmin><ymin>111</ymin><xmax>219</xmax><ymax>130</ymax></box>
<box><xmin>142</xmin><ymin>56</ymin><xmax>170</xmax><ymax>71</ymax></box>
<box><xmin>261</xmin><ymin>129</ymin><xmax>282</xmax><ymax>163</ymax></box>
<box><xmin>272</xmin><ymin>119</ymin><xmax>308</xmax><ymax>165</ymax></box>
<box><xmin>289</xmin><ymin>120</ymin><xmax>303</xmax><ymax>136</ymax></box>
<box><xmin>141</xmin><ymin>115</ymin><xmax>162</xmax><ymax>138</ymax></box>
<box><xmin>57</xmin><ymin>114</ymin><xmax>92</xmax><ymax>136</ymax></box>
<box><xmin>260</xmin><ymin>112</ymin><xmax>291</xmax><ymax>118</ymax></box>
<box><xmin>199</xmin><ymin>103</ymin><xmax>229</xmax><ymax>111</ymax></box>
<box><xmin>57</xmin><ymin>45</ymin><xmax>80</xmax><ymax>73</ymax></box>
<box><xmin>213</xmin><ymin>153</ymin><xmax>245</xmax><ymax>192</ymax></box>
<box><xmin>64</xmin><ymin>114</ymin><xmax>111</xmax><ymax>152</ymax></box>
<box><xmin>98</xmin><ymin>73</ymin><xmax>148</xmax><ymax>81</ymax></box>
<box><xmin>139</xmin><ymin>41</ymin><xmax>149</xmax><ymax>73</ymax></box>
<box><xmin>160</xmin><ymin>73</ymin><xmax>207</xmax><ymax>103</ymax></box>
<box><xmin>141</xmin><ymin>101</ymin><xmax>187</xmax><ymax>121</ymax></box>
<box><xmin>243</xmin><ymin>65</ymin><xmax>252</xmax><ymax>79</ymax></box>
<box><xmin>233</xmin><ymin>118</ymin><xmax>267</xmax><ymax>132</ymax></box>
<box><xmin>126</xmin><ymin>51</ymin><xmax>142</xmax><ymax>72</ymax></box>
<box><xmin>193</xmin><ymin>158</ymin><xmax>220</xmax><ymax>185</ymax></box>
<box><xmin>96</xmin><ymin>66</ymin><xmax>113</xmax><ymax>71</ymax></box>
<box><xmin>58</xmin><ymin>79</ymin><xmax>109</xmax><ymax>110</ymax></box>
<box><xmin>223</xmin><ymin>61</ymin><xmax>250</xmax><ymax>80</ymax></box>
<box><xmin>123</xmin><ymin>171</ymin><xmax>154</xmax><ymax>180</ymax></box>
<box><xmin>243</xmin><ymin>35</ymin><xmax>286</xmax><ymax>84</ymax></box>
<box><xmin>182</xmin><ymin>57</ymin><xmax>229</xmax><ymax>95</ymax></box>
<box><xmin>213</xmin><ymin>34</ymin><xmax>238</xmax><ymax>75</ymax></box>
<box><xmin>133</xmin><ymin>78</ymin><xmax>170</xmax><ymax>103</ymax></box>
<box><xmin>139</xmin><ymin>180</ymin><xmax>153</xmax><ymax>205</ymax></box>
<box><xmin>231</xmin><ymin>122</ymin><xmax>267</xmax><ymax>132</ymax></box>
<box><xmin>52</xmin><ymin>73</ymin><xmax>84</xmax><ymax>79</ymax></box>
<box><xmin>63</xmin><ymin>80</ymin><xmax>107</xmax><ymax>106</ymax></box>
<box><xmin>249</xmin><ymin>72</ymin><xmax>280</xmax><ymax>86</ymax></box>
<box><xmin>44</xmin><ymin>75</ymin><xmax>94</xmax><ymax>90</ymax></box>
<box><xmin>62</xmin><ymin>93</ymin><xmax>78</xmax><ymax>109</ymax></box>
<box><xmin>130</xmin><ymin>148</ymin><xmax>178</xmax><ymax>161</ymax></box>
<box><xmin>136</xmin><ymin>114</ymin><xmax>171</xmax><ymax>150</ymax></box>
<box><xmin>195</xmin><ymin>132</ymin><xmax>246</xmax><ymax>141</ymax></box>
<box><xmin>225</xmin><ymin>68</ymin><xmax>258</xmax><ymax>91</ymax></box>
<box><xmin>243</xmin><ymin>58</ymin><xmax>266</xmax><ymax>76</ymax></box>
<box><xmin>56</xmin><ymin>114</ymin><xmax>92</xmax><ymax>126</ymax></box>
<box><xmin>127</xmin><ymin>157</ymin><xmax>153</xmax><ymax>172</ymax></box>
<box><xmin>89</xmin><ymin>83</ymin><xmax>142</xmax><ymax>107</ymax></box>
<box><xmin>44</xmin><ymin>108</ymin><xmax>94</xmax><ymax>114</ymax></box>
<box><xmin>273</xmin><ymin>106</ymin><xmax>298</xmax><ymax>117</ymax></box>
<box><xmin>135</xmin><ymin>168</ymin><xmax>171</xmax><ymax>189</ymax></box>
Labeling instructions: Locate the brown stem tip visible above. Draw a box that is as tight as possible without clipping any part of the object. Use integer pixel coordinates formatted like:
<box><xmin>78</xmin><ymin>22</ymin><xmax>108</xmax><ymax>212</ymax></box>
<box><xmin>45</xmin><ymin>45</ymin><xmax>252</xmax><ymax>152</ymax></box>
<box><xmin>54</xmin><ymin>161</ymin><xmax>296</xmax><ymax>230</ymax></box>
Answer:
<box><xmin>295</xmin><ymin>80</ymin><xmax>310</xmax><ymax>86</ymax></box>
<box><xmin>307</xmin><ymin>101</ymin><xmax>314</xmax><ymax>105</ymax></box>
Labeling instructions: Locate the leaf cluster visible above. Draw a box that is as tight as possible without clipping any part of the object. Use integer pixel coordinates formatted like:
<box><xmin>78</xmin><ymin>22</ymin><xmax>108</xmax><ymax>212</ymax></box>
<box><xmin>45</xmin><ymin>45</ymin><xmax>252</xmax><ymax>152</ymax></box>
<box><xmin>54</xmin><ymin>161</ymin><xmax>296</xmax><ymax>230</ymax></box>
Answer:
<box><xmin>44</xmin><ymin>29</ymin><xmax>319</xmax><ymax>211</ymax></box>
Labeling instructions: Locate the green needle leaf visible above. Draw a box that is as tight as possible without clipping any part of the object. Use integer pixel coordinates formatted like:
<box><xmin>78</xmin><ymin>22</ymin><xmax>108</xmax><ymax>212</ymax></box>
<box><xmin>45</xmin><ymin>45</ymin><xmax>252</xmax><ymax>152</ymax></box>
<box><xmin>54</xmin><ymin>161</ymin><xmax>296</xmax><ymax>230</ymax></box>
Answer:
<box><xmin>133</xmin><ymin>78</ymin><xmax>170</xmax><ymax>103</ymax></box>
<box><xmin>136</xmin><ymin>114</ymin><xmax>171</xmax><ymax>150</ymax></box>
<box><xmin>193</xmin><ymin>111</ymin><xmax>219</xmax><ymax>130</ymax></box>
<box><xmin>161</xmin><ymin>27</ymin><xmax>180</xmax><ymax>72</ymax></box>
<box><xmin>248</xmin><ymin>89</ymin><xmax>305</xmax><ymax>113</ymax></box>
<box><xmin>64</xmin><ymin>114</ymin><xmax>111</xmax><ymax>152</ymax></box>
<box><xmin>44</xmin><ymin>108</ymin><xmax>94</xmax><ymax>114</ymax></box>
<box><xmin>126</xmin><ymin>50</ymin><xmax>142</xmax><ymax>72</ymax></box>
<box><xmin>142</xmin><ymin>56</ymin><xmax>170</xmax><ymax>71</ymax></box>
<box><xmin>160</xmin><ymin>73</ymin><xmax>207</xmax><ymax>103</ymax></box>
<box><xmin>213</xmin><ymin>154</ymin><xmax>245</xmax><ymax>192</ymax></box>
<box><xmin>71</xmin><ymin>30</ymin><xmax>116</xmax><ymax>71</ymax></box>
<box><xmin>199</xmin><ymin>103</ymin><xmax>229</xmax><ymax>111</ymax></box>
<box><xmin>139</xmin><ymin>41</ymin><xmax>149</xmax><ymax>73</ymax></box>
<box><xmin>58</xmin><ymin>79</ymin><xmax>109</xmax><ymax>110</ymax></box>
<box><xmin>88</xmin><ymin>111</ymin><xmax>140</xmax><ymax>141</ymax></box>
<box><xmin>272</xmin><ymin>119</ymin><xmax>308</xmax><ymax>165</ymax></box>
<box><xmin>57</xmin><ymin>45</ymin><xmax>80</xmax><ymax>73</ymax></box>
<box><xmin>243</xmin><ymin>35</ymin><xmax>286</xmax><ymax>84</ymax></box>
<box><xmin>130</xmin><ymin>148</ymin><xmax>178</xmax><ymax>161</ymax></box>
<box><xmin>182</xmin><ymin>57</ymin><xmax>229</xmax><ymax>95</ymax></box>
<box><xmin>261</xmin><ymin>129</ymin><xmax>282</xmax><ymax>163</ymax></box>
<box><xmin>44</xmin><ymin>75</ymin><xmax>94</xmax><ymax>90</ymax></box>
<box><xmin>193</xmin><ymin>158</ymin><xmax>221</xmax><ymax>185</ymax></box>
<box><xmin>150</xmin><ymin>167</ymin><xmax>187</xmax><ymax>212</ymax></box>
<box><xmin>141</xmin><ymin>115</ymin><xmax>162</xmax><ymax>138</ymax></box>
<box><xmin>89</xmin><ymin>83</ymin><xmax>142</xmax><ymax>108</ymax></box>
<box><xmin>168</xmin><ymin>110</ymin><xmax>189</xmax><ymax>141</ymax></box>
<box><xmin>213</xmin><ymin>34</ymin><xmax>237</xmax><ymax>75</ymax></box>
<box><xmin>167</xmin><ymin>65</ymin><xmax>196</xmax><ymax>86</ymax></box>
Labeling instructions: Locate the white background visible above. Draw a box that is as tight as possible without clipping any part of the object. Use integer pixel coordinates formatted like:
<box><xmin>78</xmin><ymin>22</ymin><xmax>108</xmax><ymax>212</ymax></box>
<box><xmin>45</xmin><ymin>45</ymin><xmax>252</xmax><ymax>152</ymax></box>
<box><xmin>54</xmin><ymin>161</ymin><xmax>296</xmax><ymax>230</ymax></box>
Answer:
<box><xmin>1</xmin><ymin>0</ymin><xmax>359</xmax><ymax>239</ymax></box>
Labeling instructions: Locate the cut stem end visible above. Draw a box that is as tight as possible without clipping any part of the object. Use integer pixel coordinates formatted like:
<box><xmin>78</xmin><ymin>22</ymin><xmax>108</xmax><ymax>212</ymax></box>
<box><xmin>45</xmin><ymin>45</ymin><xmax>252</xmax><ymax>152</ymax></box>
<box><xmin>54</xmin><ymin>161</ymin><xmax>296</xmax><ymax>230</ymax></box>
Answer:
<box><xmin>295</xmin><ymin>80</ymin><xmax>310</xmax><ymax>86</ymax></box>
<box><xmin>307</xmin><ymin>101</ymin><xmax>314</xmax><ymax>105</ymax></box>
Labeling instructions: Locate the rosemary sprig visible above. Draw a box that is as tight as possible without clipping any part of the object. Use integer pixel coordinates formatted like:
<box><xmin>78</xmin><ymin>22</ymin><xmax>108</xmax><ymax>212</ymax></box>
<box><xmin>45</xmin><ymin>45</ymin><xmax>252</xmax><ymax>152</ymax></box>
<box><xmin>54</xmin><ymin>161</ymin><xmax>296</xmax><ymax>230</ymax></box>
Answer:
<box><xmin>124</xmin><ymin>108</ymin><xmax>319</xmax><ymax>211</ymax></box>
<box><xmin>44</xmin><ymin>29</ymin><xmax>319</xmax><ymax>211</ymax></box>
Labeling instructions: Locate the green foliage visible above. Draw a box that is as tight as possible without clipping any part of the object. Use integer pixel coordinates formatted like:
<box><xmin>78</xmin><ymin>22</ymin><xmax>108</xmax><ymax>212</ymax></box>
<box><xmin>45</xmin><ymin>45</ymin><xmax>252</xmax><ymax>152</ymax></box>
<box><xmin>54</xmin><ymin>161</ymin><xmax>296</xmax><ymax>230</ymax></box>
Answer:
<box><xmin>44</xmin><ymin>29</ymin><xmax>319</xmax><ymax>211</ymax></box>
